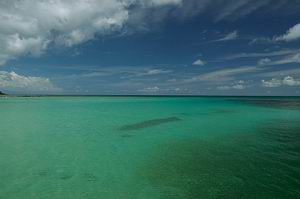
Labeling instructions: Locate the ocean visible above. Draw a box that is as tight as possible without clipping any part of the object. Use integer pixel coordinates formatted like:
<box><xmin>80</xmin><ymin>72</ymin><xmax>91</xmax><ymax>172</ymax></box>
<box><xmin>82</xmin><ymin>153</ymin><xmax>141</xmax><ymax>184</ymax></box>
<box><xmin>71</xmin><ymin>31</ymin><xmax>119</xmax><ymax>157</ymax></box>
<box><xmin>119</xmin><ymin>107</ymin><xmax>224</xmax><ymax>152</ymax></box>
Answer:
<box><xmin>0</xmin><ymin>96</ymin><xmax>299</xmax><ymax>199</ymax></box>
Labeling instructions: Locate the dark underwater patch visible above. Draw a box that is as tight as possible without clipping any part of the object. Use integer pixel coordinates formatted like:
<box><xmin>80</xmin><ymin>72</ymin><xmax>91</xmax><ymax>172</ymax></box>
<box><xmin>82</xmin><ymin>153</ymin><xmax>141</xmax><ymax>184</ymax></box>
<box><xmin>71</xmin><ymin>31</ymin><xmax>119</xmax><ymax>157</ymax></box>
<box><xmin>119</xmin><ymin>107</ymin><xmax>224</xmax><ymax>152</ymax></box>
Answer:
<box><xmin>59</xmin><ymin>173</ymin><xmax>73</xmax><ymax>180</ymax></box>
<box><xmin>233</xmin><ymin>98</ymin><xmax>300</xmax><ymax>110</ymax></box>
<box><xmin>139</xmin><ymin>119</ymin><xmax>300</xmax><ymax>199</ymax></box>
<box><xmin>139</xmin><ymin>139</ymin><xmax>248</xmax><ymax>199</ymax></box>
<box><xmin>212</xmin><ymin>109</ymin><xmax>237</xmax><ymax>114</ymax></box>
<box><xmin>119</xmin><ymin>116</ymin><xmax>181</xmax><ymax>131</ymax></box>
<box><xmin>121</xmin><ymin>134</ymin><xmax>133</xmax><ymax>138</ymax></box>
<box><xmin>256</xmin><ymin>119</ymin><xmax>300</xmax><ymax>154</ymax></box>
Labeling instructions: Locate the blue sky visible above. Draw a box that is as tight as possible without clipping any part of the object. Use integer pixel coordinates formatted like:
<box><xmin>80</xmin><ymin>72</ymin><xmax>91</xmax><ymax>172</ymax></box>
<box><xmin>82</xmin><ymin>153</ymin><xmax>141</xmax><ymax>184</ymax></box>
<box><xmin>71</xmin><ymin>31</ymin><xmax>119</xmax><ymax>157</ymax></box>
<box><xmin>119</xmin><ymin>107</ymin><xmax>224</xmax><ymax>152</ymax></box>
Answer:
<box><xmin>0</xmin><ymin>0</ymin><xmax>300</xmax><ymax>95</ymax></box>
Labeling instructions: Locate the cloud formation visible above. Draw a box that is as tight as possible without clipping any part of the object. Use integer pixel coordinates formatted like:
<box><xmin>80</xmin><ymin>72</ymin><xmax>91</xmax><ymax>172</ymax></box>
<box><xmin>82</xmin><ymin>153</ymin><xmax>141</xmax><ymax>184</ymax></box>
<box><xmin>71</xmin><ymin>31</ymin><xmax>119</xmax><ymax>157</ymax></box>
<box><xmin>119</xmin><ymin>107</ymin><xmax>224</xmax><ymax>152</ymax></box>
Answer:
<box><xmin>217</xmin><ymin>85</ymin><xmax>244</xmax><ymax>90</ymax></box>
<box><xmin>135</xmin><ymin>69</ymin><xmax>172</xmax><ymax>77</ymax></box>
<box><xmin>275</xmin><ymin>22</ymin><xmax>300</xmax><ymax>42</ymax></box>
<box><xmin>269</xmin><ymin>53</ymin><xmax>300</xmax><ymax>65</ymax></box>
<box><xmin>262</xmin><ymin>76</ymin><xmax>300</xmax><ymax>87</ymax></box>
<box><xmin>1</xmin><ymin>0</ymin><xmax>298</xmax><ymax>66</ymax></box>
<box><xmin>256</xmin><ymin>53</ymin><xmax>300</xmax><ymax>66</ymax></box>
<box><xmin>193</xmin><ymin>59</ymin><xmax>205</xmax><ymax>66</ymax></box>
<box><xmin>188</xmin><ymin>66</ymin><xmax>258</xmax><ymax>82</ymax></box>
<box><xmin>217</xmin><ymin>31</ymin><xmax>238</xmax><ymax>41</ymax></box>
<box><xmin>0</xmin><ymin>71</ymin><xmax>61</xmax><ymax>93</ymax></box>
<box><xmin>139</xmin><ymin>86</ymin><xmax>160</xmax><ymax>93</ymax></box>
<box><xmin>174</xmin><ymin>0</ymin><xmax>291</xmax><ymax>22</ymax></box>
<box><xmin>258</xmin><ymin>68</ymin><xmax>300</xmax><ymax>78</ymax></box>
<box><xmin>261</xmin><ymin>78</ymin><xmax>282</xmax><ymax>88</ymax></box>
<box><xmin>0</xmin><ymin>0</ymin><xmax>182</xmax><ymax>65</ymax></box>
<box><xmin>258</xmin><ymin>58</ymin><xmax>271</xmax><ymax>65</ymax></box>
<box><xmin>224</xmin><ymin>49</ymin><xmax>300</xmax><ymax>60</ymax></box>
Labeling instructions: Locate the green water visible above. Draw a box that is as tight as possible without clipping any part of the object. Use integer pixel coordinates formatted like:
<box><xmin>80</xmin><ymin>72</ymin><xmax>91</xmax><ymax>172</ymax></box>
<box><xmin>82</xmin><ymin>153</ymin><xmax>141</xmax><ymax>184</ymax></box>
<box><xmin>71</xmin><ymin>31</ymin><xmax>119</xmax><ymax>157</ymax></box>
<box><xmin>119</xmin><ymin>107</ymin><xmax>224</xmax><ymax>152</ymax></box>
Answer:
<box><xmin>0</xmin><ymin>97</ymin><xmax>299</xmax><ymax>199</ymax></box>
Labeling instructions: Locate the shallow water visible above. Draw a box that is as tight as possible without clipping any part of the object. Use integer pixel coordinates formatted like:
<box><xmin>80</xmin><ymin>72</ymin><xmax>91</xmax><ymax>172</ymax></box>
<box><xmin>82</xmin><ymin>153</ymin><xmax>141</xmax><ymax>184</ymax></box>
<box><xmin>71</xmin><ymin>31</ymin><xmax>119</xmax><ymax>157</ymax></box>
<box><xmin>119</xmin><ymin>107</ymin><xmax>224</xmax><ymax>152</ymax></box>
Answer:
<box><xmin>0</xmin><ymin>97</ymin><xmax>299</xmax><ymax>199</ymax></box>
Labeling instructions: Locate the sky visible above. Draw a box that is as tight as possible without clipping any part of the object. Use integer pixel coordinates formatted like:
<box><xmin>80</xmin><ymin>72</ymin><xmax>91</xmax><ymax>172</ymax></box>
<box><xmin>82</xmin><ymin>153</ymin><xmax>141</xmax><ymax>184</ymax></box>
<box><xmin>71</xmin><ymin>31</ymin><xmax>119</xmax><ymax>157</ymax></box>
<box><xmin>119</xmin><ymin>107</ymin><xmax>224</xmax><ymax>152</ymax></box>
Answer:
<box><xmin>0</xmin><ymin>0</ymin><xmax>300</xmax><ymax>95</ymax></box>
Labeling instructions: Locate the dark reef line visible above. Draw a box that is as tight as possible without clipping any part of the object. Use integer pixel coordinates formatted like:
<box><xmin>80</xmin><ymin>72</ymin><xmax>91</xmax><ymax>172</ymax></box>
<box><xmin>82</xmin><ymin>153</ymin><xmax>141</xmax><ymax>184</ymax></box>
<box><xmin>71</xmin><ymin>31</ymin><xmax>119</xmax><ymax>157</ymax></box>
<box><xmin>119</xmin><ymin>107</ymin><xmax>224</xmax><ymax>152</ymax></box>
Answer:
<box><xmin>119</xmin><ymin>116</ymin><xmax>181</xmax><ymax>131</ymax></box>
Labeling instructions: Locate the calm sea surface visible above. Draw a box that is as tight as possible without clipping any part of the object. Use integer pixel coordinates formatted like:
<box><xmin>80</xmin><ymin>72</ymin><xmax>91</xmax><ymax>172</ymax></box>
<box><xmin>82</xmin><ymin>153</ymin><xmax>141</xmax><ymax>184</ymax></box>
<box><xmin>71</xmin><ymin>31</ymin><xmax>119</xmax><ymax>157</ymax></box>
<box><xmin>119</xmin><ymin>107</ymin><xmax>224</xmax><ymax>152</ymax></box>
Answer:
<box><xmin>0</xmin><ymin>97</ymin><xmax>299</xmax><ymax>199</ymax></box>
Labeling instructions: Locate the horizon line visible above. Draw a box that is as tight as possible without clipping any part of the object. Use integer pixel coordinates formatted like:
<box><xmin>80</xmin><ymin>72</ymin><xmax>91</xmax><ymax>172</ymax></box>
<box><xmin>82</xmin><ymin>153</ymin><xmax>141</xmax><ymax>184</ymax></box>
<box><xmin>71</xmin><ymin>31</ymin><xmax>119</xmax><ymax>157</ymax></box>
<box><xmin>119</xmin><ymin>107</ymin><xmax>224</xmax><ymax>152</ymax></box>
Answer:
<box><xmin>2</xmin><ymin>94</ymin><xmax>300</xmax><ymax>98</ymax></box>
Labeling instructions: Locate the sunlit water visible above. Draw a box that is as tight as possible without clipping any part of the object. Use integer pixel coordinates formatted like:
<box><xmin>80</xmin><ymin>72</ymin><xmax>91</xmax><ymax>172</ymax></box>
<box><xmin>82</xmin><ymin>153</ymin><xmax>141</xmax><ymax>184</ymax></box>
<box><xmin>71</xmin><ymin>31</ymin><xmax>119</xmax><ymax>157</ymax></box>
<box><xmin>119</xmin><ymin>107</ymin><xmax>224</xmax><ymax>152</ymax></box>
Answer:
<box><xmin>0</xmin><ymin>97</ymin><xmax>299</xmax><ymax>199</ymax></box>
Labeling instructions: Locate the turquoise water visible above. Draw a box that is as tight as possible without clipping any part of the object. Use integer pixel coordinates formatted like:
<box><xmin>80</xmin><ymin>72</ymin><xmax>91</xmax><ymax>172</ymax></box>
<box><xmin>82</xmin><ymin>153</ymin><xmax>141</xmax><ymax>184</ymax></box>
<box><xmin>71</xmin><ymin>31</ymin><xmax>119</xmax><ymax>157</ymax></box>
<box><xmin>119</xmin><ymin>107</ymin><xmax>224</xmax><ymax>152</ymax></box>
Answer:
<box><xmin>0</xmin><ymin>97</ymin><xmax>299</xmax><ymax>199</ymax></box>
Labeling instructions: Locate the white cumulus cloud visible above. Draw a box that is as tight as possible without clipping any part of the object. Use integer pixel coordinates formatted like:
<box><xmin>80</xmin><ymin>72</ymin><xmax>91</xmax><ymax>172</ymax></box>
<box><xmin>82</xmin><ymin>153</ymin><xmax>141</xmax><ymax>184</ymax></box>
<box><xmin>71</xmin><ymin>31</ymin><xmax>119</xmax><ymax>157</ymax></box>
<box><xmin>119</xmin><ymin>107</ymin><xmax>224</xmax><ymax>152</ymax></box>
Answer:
<box><xmin>0</xmin><ymin>0</ymin><xmax>182</xmax><ymax>65</ymax></box>
<box><xmin>261</xmin><ymin>78</ymin><xmax>282</xmax><ymax>88</ymax></box>
<box><xmin>262</xmin><ymin>76</ymin><xmax>300</xmax><ymax>88</ymax></box>
<box><xmin>139</xmin><ymin>86</ymin><xmax>160</xmax><ymax>93</ymax></box>
<box><xmin>217</xmin><ymin>80</ymin><xmax>246</xmax><ymax>90</ymax></box>
<box><xmin>282</xmin><ymin>76</ymin><xmax>300</xmax><ymax>86</ymax></box>
<box><xmin>258</xmin><ymin>58</ymin><xmax>271</xmax><ymax>65</ymax></box>
<box><xmin>193</xmin><ymin>59</ymin><xmax>205</xmax><ymax>66</ymax></box>
<box><xmin>0</xmin><ymin>71</ymin><xmax>61</xmax><ymax>93</ymax></box>
<box><xmin>275</xmin><ymin>22</ymin><xmax>300</xmax><ymax>42</ymax></box>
